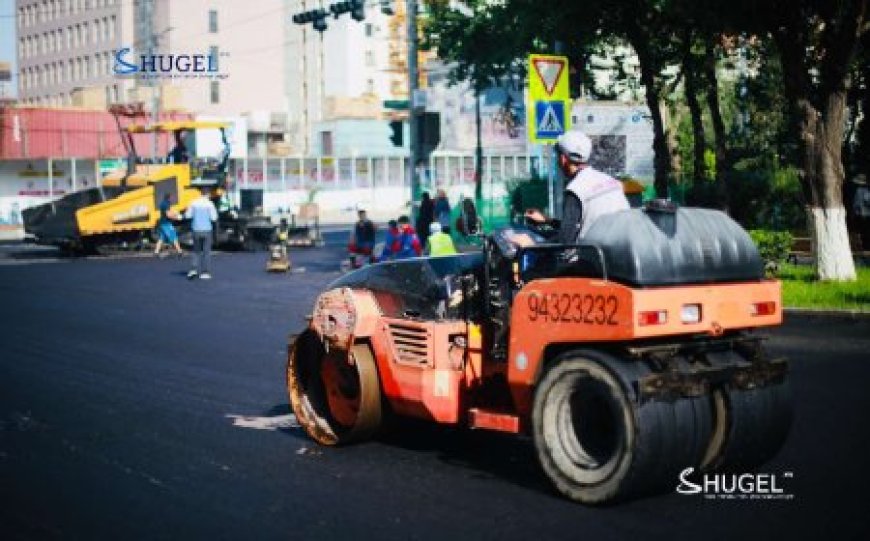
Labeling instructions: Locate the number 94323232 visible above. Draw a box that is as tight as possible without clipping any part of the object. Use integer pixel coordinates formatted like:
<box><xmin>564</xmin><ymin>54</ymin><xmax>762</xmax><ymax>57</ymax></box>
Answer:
<box><xmin>526</xmin><ymin>293</ymin><xmax>619</xmax><ymax>326</ymax></box>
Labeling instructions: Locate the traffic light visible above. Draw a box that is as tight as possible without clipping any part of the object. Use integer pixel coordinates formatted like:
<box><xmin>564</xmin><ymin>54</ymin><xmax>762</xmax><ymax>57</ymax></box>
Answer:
<box><xmin>292</xmin><ymin>8</ymin><xmax>329</xmax><ymax>32</ymax></box>
<box><xmin>418</xmin><ymin>112</ymin><xmax>441</xmax><ymax>158</ymax></box>
<box><xmin>388</xmin><ymin>121</ymin><xmax>403</xmax><ymax>147</ymax></box>
<box><xmin>313</xmin><ymin>11</ymin><xmax>328</xmax><ymax>32</ymax></box>
<box><xmin>329</xmin><ymin>1</ymin><xmax>364</xmax><ymax>21</ymax></box>
<box><xmin>351</xmin><ymin>0</ymin><xmax>365</xmax><ymax>22</ymax></box>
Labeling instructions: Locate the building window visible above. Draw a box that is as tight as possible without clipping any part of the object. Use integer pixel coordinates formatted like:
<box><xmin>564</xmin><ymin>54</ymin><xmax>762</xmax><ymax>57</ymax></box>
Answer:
<box><xmin>209</xmin><ymin>46</ymin><xmax>219</xmax><ymax>70</ymax></box>
<box><xmin>210</xmin><ymin>81</ymin><xmax>220</xmax><ymax>104</ymax></box>
<box><xmin>103</xmin><ymin>17</ymin><xmax>110</xmax><ymax>41</ymax></box>
<box><xmin>321</xmin><ymin>131</ymin><xmax>333</xmax><ymax>155</ymax></box>
<box><xmin>84</xmin><ymin>56</ymin><xmax>90</xmax><ymax>79</ymax></box>
<box><xmin>209</xmin><ymin>10</ymin><xmax>218</xmax><ymax>33</ymax></box>
<box><xmin>109</xmin><ymin>16</ymin><xmax>116</xmax><ymax>40</ymax></box>
<box><xmin>365</xmin><ymin>23</ymin><xmax>373</xmax><ymax>37</ymax></box>
<box><xmin>365</xmin><ymin>50</ymin><xmax>374</xmax><ymax>67</ymax></box>
<box><xmin>366</xmin><ymin>78</ymin><xmax>374</xmax><ymax>94</ymax></box>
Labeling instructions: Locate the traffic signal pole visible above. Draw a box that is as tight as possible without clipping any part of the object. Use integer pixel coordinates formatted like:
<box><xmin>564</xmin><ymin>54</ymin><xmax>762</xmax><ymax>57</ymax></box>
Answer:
<box><xmin>407</xmin><ymin>0</ymin><xmax>421</xmax><ymax>217</ymax></box>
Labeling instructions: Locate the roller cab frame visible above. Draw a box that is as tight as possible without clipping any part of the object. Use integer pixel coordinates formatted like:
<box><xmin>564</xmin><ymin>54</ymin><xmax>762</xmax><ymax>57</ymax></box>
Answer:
<box><xmin>287</xmin><ymin>212</ymin><xmax>793</xmax><ymax>504</ymax></box>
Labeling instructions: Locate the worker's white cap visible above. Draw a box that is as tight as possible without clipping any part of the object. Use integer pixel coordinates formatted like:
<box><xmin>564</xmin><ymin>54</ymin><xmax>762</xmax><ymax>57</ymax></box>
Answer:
<box><xmin>556</xmin><ymin>130</ymin><xmax>592</xmax><ymax>163</ymax></box>
<box><xmin>430</xmin><ymin>222</ymin><xmax>442</xmax><ymax>234</ymax></box>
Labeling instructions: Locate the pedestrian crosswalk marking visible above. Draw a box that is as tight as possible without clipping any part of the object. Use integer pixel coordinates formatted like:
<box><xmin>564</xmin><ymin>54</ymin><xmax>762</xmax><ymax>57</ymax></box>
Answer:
<box><xmin>535</xmin><ymin>100</ymin><xmax>566</xmax><ymax>139</ymax></box>
<box><xmin>539</xmin><ymin>104</ymin><xmax>563</xmax><ymax>133</ymax></box>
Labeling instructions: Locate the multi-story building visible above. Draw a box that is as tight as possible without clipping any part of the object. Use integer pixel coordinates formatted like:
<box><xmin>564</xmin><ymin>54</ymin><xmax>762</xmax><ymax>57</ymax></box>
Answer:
<box><xmin>285</xmin><ymin>1</ymin><xmax>409</xmax><ymax>155</ymax></box>
<box><xmin>16</xmin><ymin>0</ymin><xmax>131</xmax><ymax>107</ymax></box>
<box><xmin>14</xmin><ymin>0</ymin><xmax>431</xmax><ymax>156</ymax></box>
<box><xmin>15</xmin><ymin>0</ymin><xmax>287</xmax><ymax>114</ymax></box>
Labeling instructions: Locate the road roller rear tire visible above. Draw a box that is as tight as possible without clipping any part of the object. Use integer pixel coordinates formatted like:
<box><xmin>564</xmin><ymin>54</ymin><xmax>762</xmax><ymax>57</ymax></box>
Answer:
<box><xmin>287</xmin><ymin>331</ymin><xmax>382</xmax><ymax>446</ymax></box>
<box><xmin>531</xmin><ymin>350</ymin><xmax>712</xmax><ymax>504</ymax></box>
<box><xmin>707</xmin><ymin>379</ymin><xmax>793</xmax><ymax>471</ymax></box>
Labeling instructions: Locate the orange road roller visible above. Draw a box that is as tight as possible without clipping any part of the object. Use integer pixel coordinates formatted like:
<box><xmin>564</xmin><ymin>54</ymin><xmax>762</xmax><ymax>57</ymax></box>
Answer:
<box><xmin>286</xmin><ymin>203</ymin><xmax>792</xmax><ymax>504</ymax></box>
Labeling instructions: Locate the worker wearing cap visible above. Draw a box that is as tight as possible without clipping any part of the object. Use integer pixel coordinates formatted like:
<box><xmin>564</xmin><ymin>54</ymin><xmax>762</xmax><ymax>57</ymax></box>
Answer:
<box><xmin>425</xmin><ymin>222</ymin><xmax>458</xmax><ymax>256</ymax></box>
<box><xmin>555</xmin><ymin>130</ymin><xmax>629</xmax><ymax>243</ymax></box>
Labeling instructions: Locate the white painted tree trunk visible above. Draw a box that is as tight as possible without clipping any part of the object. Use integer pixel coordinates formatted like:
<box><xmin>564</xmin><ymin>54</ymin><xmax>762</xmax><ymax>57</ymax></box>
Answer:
<box><xmin>809</xmin><ymin>206</ymin><xmax>857</xmax><ymax>281</ymax></box>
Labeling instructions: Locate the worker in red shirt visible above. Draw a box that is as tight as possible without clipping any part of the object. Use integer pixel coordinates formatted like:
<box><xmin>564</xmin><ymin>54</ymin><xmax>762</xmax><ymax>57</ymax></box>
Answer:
<box><xmin>382</xmin><ymin>215</ymin><xmax>421</xmax><ymax>260</ymax></box>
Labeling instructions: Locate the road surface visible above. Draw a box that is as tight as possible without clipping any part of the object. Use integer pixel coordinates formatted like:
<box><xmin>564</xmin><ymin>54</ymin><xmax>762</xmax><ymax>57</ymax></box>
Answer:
<box><xmin>1</xmin><ymin>241</ymin><xmax>868</xmax><ymax>539</ymax></box>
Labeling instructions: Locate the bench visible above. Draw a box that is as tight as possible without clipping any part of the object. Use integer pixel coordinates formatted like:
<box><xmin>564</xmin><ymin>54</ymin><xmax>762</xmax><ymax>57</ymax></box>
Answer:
<box><xmin>788</xmin><ymin>234</ymin><xmax>870</xmax><ymax>263</ymax></box>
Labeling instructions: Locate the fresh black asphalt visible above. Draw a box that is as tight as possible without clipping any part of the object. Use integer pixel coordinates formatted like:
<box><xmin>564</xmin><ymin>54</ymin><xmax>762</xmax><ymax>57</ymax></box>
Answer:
<box><xmin>1</xmin><ymin>238</ymin><xmax>868</xmax><ymax>540</ymax></box>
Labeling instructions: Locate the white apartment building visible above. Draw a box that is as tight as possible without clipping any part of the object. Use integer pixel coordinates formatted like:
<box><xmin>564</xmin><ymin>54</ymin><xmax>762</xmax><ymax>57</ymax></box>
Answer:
<box><xmin>284</xmin><ymin>1</ymin><xmax>407</xmax><ymax>154</ymax></box>
<box><xmin>15</xmin><ymin>0</ymin><xmax>415</xmax><ymax>155</ymax></box>
<box><xmin>15</xmin><ymin>0</ymin><xmax>288</xmax><ymax>115</ymax></box>
<box><xmin>16</xmin><ymin>0</ymin><xmax>132</xmax><ymax>106</ymax></box>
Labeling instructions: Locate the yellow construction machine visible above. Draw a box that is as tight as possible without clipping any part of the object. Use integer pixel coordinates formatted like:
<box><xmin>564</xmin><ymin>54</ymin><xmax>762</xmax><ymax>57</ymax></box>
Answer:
<box><xmin>23</xmin><ymin>117</ymin><xmax>275</xmax><ymax>253</ymax></box>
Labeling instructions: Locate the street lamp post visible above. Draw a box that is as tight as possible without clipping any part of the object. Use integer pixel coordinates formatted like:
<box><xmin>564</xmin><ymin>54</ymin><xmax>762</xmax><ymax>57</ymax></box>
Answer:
<box><xmin>407</xmin><ymin>0</ymin><xmax>420</xmax><ymax>218</ymax></box>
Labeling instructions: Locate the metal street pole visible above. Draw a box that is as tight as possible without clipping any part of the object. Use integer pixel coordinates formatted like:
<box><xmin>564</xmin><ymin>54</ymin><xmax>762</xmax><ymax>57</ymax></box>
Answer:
<box><xmin>407</xmin><ymin>0</ymin><xmax>420</xmax><ymax>217</ymax></box>
<box><xmin>145</xmin><ymin>0</ymin><xmax>158</xmax><ymax>159</ymax></box>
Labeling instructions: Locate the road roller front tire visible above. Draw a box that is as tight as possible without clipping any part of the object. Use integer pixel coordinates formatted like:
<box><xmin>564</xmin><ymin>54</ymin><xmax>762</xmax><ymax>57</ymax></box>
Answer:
<box><xmin>287</xmin><ymin>331</ymin><xmax>382</xmax><ymax>446</ymax></box>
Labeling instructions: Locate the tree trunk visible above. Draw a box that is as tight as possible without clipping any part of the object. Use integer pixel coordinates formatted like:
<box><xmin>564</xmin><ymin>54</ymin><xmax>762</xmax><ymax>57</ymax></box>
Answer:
<box><xmin>774</xmin><ymin>4</ymin><xmax>861</xmax><ymax>282</ymax></box>
<box><xmin>683</xmin><ymin>49</ymin><xmax>707</xmax><ymax>185</ymax></box>
<box><xmin>796</xmin><ymin>93</ymin><xmax>857</xmax><ymax>280</ymax></box>
<box><xmin>704</xmin><ymin>41</ymin><xmax>729</xmax><ymax>214</ymax></box>
<box><xmin>632</xmin><ymin>38</ymin><xmax>671</xmax><ymax>198</ymax></box>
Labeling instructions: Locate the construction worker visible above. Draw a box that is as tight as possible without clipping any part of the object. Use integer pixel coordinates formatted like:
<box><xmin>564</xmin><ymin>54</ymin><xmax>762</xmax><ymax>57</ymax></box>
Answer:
<box><xmin>153</xmin><ymin>193</ymin><xmax>183</xmax><ymax>257</ymax></box>
<box><xmin>185</xmin><ymin>187</ymin><xmax>218</xmax><ymax>280</ymax></box>
<box><xmin>425</xmin><ymin>222</ymin><xmax>458</xmax><ymax>256</ymax></box>
<box><xmin>555</xmin><ymin>130</ymin><xmax>629</xmax><ymax>243</ymax></box>
<box><xmin>392</xmin><ymin>215</ymin><xmax>422</xmax><ymax>259</ymax></box>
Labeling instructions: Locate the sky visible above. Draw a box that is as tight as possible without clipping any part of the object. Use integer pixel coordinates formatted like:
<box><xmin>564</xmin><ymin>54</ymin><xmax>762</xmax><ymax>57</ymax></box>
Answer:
<box><xmin>1</xmin><ymin>0</ymin><xmax>17</xmax><ymax>97</ymax></box>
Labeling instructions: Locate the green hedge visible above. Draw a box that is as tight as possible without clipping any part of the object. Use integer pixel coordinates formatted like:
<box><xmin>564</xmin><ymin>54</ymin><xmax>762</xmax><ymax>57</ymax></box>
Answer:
<box><xmin>750</xmin><ymin>229</ymin><xmax>793</xmax><ymax>275</ymax></box>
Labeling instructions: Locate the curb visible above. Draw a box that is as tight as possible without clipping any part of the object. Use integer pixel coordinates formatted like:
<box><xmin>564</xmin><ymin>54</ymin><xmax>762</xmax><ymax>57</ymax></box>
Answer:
<box><xmin>784</xmin><ymin>307</ymin><xmax>870</xmax><ymax>320</ymax></box>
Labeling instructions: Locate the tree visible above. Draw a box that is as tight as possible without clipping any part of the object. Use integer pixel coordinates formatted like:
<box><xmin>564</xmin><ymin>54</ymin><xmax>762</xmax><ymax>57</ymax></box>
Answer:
<box><xmin>423</xmin><ymin>1</ymin><xmax>525</xmax><ymax>198</ymax></box>
<box><xmin>681</xmin><ymin>30</ymin><xmax>709</xmax><ymax>187</ymax></box>
<box><xmin>765</xmin><ymin>0</ymin><xmax>867</xmax><ymax>280</ymax></box>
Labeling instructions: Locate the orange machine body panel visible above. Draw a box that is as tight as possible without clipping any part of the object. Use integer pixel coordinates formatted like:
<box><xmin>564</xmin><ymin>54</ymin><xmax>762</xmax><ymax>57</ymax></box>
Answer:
<box><xmin>340</xmin><ymin>290</ymin><xmax>468</xmax><ymax>424</ymax></box>
<box><xmin>506</xmin><ymin>278</ymin><xmax>782</xmax><ymax>417</ymax></box>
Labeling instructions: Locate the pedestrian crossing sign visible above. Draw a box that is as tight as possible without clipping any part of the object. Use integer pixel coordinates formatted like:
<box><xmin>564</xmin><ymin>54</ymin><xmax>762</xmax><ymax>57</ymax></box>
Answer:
<box><xmin>527</xmin><ymin>53</ymin><xmax>571</xmax><ymax>143</ymax></box>
<box><xmin>535</xmin><ymin>101</ymin><xmax>566</xmax><ymax>139</ymax></box>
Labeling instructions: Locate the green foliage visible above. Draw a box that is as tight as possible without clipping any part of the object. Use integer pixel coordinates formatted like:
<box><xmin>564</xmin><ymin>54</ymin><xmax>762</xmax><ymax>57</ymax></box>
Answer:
<box><xmin>749</xmin><ymin>229</ymin><xmax>793</xmax><ymax>273</ymax></box>
<box><xmin>422</xmin><ymin>1</ymin><xmax>524</xmax><ymax>91</ymax></box>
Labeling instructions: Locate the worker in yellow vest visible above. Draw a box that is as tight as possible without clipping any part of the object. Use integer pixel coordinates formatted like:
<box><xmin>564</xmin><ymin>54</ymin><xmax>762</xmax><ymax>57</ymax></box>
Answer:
<box><xmin>425</xmin><ymin>222</ymin><xmax>458</xmax><ymax>256</ymax></box>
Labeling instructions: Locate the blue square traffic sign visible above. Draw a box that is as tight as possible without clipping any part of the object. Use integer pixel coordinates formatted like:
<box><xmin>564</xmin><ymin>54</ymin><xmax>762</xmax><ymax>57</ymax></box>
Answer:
<box><xmin>535</xmin><ymin>100</ymin><xmax>566</xmax><ymax>139</ymax></box>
